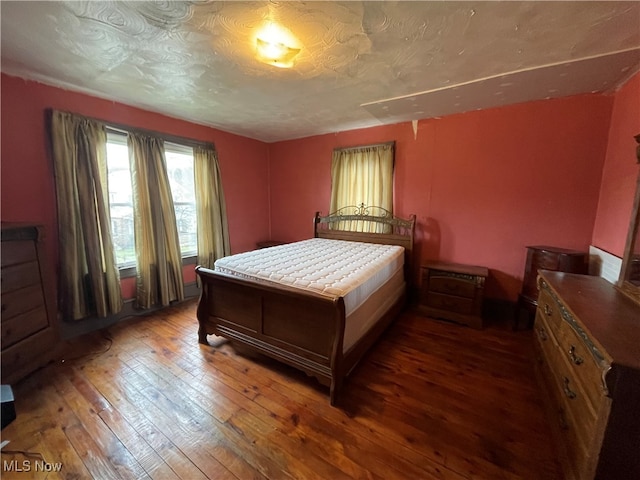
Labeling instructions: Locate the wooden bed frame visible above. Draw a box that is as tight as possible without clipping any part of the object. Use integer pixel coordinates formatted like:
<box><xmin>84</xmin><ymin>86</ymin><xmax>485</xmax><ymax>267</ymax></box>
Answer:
<box><xmin>195</xmin><ymin>205</ymin><xmax>416</xmax><ymax>405</ymax></box>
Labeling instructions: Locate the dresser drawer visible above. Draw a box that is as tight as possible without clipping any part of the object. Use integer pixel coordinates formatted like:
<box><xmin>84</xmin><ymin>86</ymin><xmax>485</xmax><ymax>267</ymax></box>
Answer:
<box><xmin>537</xmin><ymin>283</ymin><xmax>608</xmax><ymax>415</ymax></box>
<box><xmin>1</xmin><ymin>261</ymin><xmax>42</xmax><ymax>292</ymax></box>
<box><xmin>534</xmin><ymin>310</ymin><xmax>558</xmax><ymax>346</ymax></box>
<box><xmin>427</xmin><ymin>275</ymin><xmax>476</xmax><ymax>298</ymax></box>
<box><xmin>1</xmin><ymin>327</ymin><xmax>57</xmax><ymax>384</ymax></box>
<box><xmin>1</xmin><ymin>305</ymin><xmax>49</xmax><ymax>349</ymax></box>
<box><xmin>553</xmin><ymin>359</ymin><xmax>597</xmax><ymax>446</ymax></box>
<box><xmin>1</xmin><ymin>284</ymin><xmax>46</xmax><ymax>319</ymax></box>
<box><xmin>533</xmin><ymin>333</ymin><xmax>591</xmax><ymax>477</ymax></box>
<box><xmin>1</xmin><ymin>225</ymin><xmax>57</xmax><ymax>385</ymax></box>
<box><xmin>535</xmin><ymin>312</ymin><xmax>597</xmax><ymax>431</ymax></box>
<box><xmin>537</xmin><ymin>287</ymin><xmax>563</xmax><ymax>331</ymax></box>
<box><xmin>533</xmin><ymin>271</ymin><xmax>639</xmax><ymax>480</ymax></box>
<box><xmin>1</xmin><ymin>283</ymin><xmax>48</xmax><ymax>349</ymax></box>
<box><xmin>555</xmin><ymin>318</ymin><xmax>608</xmax><ymax>413</ymax></box>
<box><xmin>425</xmin><ymin>292</ymin><xmax>473</xmax><ymax>314</ymax></box>
<box><xmin>1</xmin><ymin>240</ymin><xmax>38</xmax><ymax>267</ymax></box>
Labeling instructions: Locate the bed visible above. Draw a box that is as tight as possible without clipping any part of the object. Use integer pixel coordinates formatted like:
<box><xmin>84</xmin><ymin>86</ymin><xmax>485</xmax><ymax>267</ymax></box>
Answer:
<box><xmin>195</xmin><ymin>205</ymin><xmax>416</xmax><ymax>405</ymax></box>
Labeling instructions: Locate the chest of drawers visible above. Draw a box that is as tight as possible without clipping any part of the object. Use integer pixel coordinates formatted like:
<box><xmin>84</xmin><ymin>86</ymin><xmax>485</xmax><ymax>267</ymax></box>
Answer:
<box><xmin>1</xmin><ymin>224</ymin><xmax>58</xmax><ymax>384</ymax></box>
<box><xmin>533</xmin><ymin>271</ymin><xmax>640</xmax><ymax>480</ymax></box>
<box><xmin>517</xmin><ymin>245</ymin><xmax>588</xmax><ymax>330</ymax></box>
<box><xmin>418</xmin><ymin>262</ymin><xmax>488</xmax><ymax>329</ymax></box>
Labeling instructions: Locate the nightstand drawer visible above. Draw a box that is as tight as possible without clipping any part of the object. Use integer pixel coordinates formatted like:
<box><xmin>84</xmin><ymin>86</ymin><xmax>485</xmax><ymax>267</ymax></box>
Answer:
<box><xmin>418</xmin><ymin>262</ymin><xmax>488</xmax><ymax>329</ymax></box>
<box><xmin>425</xmin><ymin>292</ymin><xmax>474</xmax><ymax>315</ymax></box>
<box><xmin>427</xmin><ymin>275</ymin><xmax>476</xmax><ymax>298</ymax></box>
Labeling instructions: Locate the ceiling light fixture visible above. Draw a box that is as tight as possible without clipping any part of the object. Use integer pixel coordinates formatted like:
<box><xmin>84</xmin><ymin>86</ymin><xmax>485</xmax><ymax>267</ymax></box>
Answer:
<box><xmin>255</xmin><ymin>22</ymin><xmax>301</xmax><ymax>68</ymax></box>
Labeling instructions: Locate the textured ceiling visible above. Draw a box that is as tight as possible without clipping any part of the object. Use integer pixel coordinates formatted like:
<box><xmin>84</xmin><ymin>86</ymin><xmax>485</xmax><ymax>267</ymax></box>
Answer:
<box><xmin>2</xmin><ymin>1</ymin><xmax>640</xmax><ymax>142</ymax></box>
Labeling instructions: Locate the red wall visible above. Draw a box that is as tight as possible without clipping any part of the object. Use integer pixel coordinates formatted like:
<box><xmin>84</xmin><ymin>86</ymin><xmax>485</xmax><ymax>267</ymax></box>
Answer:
<box><xmin>1</xmin><ymin>74</ymin><xmax>270</xmax><ymax>300</ymax></box>
<box><xmin>592</xmin><ymin>72</ymin><xmax>640</xmax><ymax>256</ymax></box>
<box><xmin>268</xmin><ymin>94</ymin><xmax>614</xmax><ymax>301</ymax></box>
<box><xmin>4</xmin><ymin>71</ymin><xmax>636</xmax><ymax>306</ymax></box>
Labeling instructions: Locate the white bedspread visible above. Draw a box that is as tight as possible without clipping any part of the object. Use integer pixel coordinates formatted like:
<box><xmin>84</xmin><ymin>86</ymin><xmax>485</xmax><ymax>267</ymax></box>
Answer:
<box><xmin>214</xmin><ymin>238</ymin><xmax>405</xmax><ymax>316</ymax></box>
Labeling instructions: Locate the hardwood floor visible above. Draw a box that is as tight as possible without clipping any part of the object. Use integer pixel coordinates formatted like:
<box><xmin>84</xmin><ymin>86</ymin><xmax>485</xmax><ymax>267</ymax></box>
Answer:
<box><xmin>1</xmin><ymin>299</ymin><xmax>562</xmax><ymax>479</ymax></box>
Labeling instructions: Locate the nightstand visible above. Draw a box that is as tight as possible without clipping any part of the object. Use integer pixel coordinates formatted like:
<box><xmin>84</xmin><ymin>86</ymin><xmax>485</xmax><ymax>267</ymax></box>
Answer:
<box><xmin>418</xmin><ymin>261</ymin><xmax>489</xmax><ymax>329</ymax></box>
<box><xmin>256</xmin><ymin>240</ymin><xmax>286</xmax><ymax>249</ymax></box>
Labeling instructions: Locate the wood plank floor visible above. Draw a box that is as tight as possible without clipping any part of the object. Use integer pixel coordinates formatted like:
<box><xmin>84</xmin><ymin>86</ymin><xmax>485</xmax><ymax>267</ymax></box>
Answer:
<box><xmin>1</xmin><ymin>299</ymin><xmax>562</xmax><ymax>479</ymax></box>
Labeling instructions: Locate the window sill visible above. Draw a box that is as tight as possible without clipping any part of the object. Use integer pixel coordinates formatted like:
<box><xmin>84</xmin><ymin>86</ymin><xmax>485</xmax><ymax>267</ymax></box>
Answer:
<box><xmin>118</xmin><ymin>255</ymin><xmax>197</xmax><ymax>279</ymax></box>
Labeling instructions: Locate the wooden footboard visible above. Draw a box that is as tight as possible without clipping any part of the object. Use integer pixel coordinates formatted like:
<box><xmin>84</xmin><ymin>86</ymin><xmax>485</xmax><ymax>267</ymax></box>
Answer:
<box><xmin>196</xmin><ymin>266</ymin><xmax>347</xmax><ymax>404</ymax></box>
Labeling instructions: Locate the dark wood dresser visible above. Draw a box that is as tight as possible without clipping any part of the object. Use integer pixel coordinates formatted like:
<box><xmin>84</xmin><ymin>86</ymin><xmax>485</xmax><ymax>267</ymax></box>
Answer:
<box><xmin>1</xmin><ymin>224</ymin><xmax>58</xmax><ymax>384</ymax></box>
<box><xmin>418</xmin><ymin>261</ymin><xmax>488</xmax><ymax>329</ymax></box>
<box><xmin>533</xmin><ymin>271</ymin><xmax>640</xmax><ymax>480</ymax></box>
<box><xmin>517</xmin><ymin>245</ymin><xmax>588</xmax><ymax>329</ymax></box>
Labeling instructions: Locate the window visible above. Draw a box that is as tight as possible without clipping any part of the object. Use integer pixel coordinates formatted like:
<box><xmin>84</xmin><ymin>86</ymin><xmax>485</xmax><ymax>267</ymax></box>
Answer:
<box><xmin>106</xmin><ymin>132</ymin><xmax>196</xmax><ymax>268</ymax></box>
<box><xmin>106</xmin><ymin>132</ymin><xmax>135</xmax><ymax>267</ymax></box>
<box><xmin>330</xmin><ymin>142</ymin><xmax>394</xmax><ymax>232</ymax></box>
<box><xmin>164</xmin><ymin>141</ymin><xmax>197</xmax><ymax>257</ymax></box>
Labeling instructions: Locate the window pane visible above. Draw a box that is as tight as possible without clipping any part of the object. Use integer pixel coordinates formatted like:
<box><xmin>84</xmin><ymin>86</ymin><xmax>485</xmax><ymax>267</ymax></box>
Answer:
<box><xmin>165</xmin><ymin>145</ymin><xmax>197</xmax><ymax>256</ymax></box>
<box><xmin>106</xmin><ymin>135</ymin><xmax>197</xmax><ymax>268</ymax></box>
<box><xmin>106</xmin><ymin>135</ymin><xmax>136</xmax><ymax>267</ymax></box>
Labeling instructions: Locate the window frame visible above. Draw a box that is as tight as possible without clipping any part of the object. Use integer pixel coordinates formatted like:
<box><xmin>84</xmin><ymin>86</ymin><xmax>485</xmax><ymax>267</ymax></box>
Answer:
<box><xmin>105</xmin><ymin>131</ymin><xmax>198</xmax><ymax>277</ymax></box>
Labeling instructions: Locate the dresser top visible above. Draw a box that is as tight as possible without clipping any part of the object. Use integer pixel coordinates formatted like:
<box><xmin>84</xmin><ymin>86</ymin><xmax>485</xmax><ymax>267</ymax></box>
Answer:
<box><xmin>539</xmin><ymin>271</ymin><xmax>640</xmax><ymax>371</ymax></box>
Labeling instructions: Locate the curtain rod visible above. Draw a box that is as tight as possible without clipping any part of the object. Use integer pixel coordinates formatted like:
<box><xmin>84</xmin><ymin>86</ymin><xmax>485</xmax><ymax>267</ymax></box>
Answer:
<box><xmin>333</xmin><ymin>140</ymin><xmax>395</xmax><ymax>153</ymax></box>
<box><xmin>52</xmin><ymin>109</ymin><xmax>216</xmax><ymax>151</ymax></box>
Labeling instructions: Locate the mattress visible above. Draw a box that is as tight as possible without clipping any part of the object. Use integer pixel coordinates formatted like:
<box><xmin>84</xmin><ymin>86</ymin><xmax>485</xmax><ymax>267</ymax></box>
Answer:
<box><xmin>214</xmin><ymin>238</ymin><xmax>405</xmax><ymax>317</ymax></box>
<box><xmin>342</xmin><ymin>267</ymin><xmax>404</xmax><ymax>352</ymax></box>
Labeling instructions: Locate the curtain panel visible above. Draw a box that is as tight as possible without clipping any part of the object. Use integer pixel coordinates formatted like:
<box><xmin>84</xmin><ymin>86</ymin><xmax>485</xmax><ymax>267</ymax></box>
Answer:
<box><xmin>329</xmin><ymin>143</ymin><xmax>394</xmax><ymax>232</ymax></box>
<box><xmin>128</xmin><ymin>133</ymin><xmax>184</xmax><ymax>308</ymax></box>
<box><xmin>50</xmin><ymin>111</ymin><xmax>123</xmax><ymax>321</ymax></box>
<box><xmin>194</xmin><ymin>146</ymin><xmax>230</xmax><ymax>269</ymax></box>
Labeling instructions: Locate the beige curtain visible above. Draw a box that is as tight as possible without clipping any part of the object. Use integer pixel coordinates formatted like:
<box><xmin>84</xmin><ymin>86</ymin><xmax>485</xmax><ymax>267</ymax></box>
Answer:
<box><xmin>330</xmin><ymin>143</ymin><xmax>394</xmax><ymax>232</ymax></box>
<box><xmin>194</xmin><ymin>146</ymin><xmax>230</xmax><ymax>269</ymax></box>
<box><xmin>128</xmin><ymin>133</ymin><xmax>184</xmax><ymax>308</ymax></box>
<box><xmin>50</xmin><ymin>111</ymin><xmax>123</xmax><ymax>320</ymax></box>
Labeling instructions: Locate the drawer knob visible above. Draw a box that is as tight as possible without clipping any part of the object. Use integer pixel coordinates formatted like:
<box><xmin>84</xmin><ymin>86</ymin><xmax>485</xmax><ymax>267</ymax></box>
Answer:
<box><xmin>563</xmin><ymin>377</ymin><xmax>577</xmax><ymax>400</ymax></box>
<box><xmin>568</xmin><ymin>345</ymin><xmax>584</xmax><ymax>365</ymax></box>
<box><xmin>543</xmin><ymin>304</ymin><xmax>552</xmax><ymax>316</ymax></box>
<box><xmin>536</xmin><ymin>326</ymin><xmax>548</xmax><ymax>341</ymax></box>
